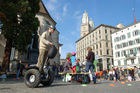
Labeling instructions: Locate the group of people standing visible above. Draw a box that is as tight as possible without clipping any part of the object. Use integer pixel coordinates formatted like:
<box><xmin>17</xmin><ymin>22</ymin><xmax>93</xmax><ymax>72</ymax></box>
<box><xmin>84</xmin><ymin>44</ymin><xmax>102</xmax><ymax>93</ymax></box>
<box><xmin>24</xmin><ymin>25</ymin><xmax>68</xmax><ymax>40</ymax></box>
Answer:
<box><xmin>102</xmin><ymin>66</ymin><xmax>140</xmax><ymax>82</ymax></box>
<box><xmin>62</xmin><ymin>47</ymin><xmax>96</xmax><ymax>84</ymax></box>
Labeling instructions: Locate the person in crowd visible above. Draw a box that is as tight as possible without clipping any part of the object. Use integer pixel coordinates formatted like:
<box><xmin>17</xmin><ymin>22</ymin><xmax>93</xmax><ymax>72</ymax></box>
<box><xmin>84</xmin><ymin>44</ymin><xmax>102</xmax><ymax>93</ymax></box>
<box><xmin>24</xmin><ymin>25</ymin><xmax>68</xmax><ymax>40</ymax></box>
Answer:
<box><xmin>63</xmin><ymin>57</ymin><xmax>72</xmax><ymax>74</ymax></box>
<box><xmin>138</xmin><ymin>67</ymin><xmax>140</xmax><ymax>79</ymax></box>
<box><xmin>128</xmin><ymin>69</ymin><xmax>132</xmax><ymax>82</ymax></box>
<box><xmin>109</xmin><ymin>69</ymin><xmax>113</xmax><ymax>80</ymax></box>
<box><xmin>14</xmin><ymin>60</ymin><xmax>22</xmax><ymax>80</ymax></box>
<box><xmin>76</xmin><ymin>59</ymin><xmax>81</xmax><ymax>72</ymax></box>
<box><xmin>131</xmin><ymin>69</ymin><xmax>135</xmax><ymax>81</ymax></box>
<box><xmin>134</xmin><ymin>66</ymin><xmax>140</xmax><ymax>81</ymax></box>
<box><xmin>115</xmin><ymin>68</ymin><xmax>120</xmax><ymax>81</ymax></box>
<box><xmin>103</xmin><ymin>69</ymin><xmax>108</xmax><ymax>80</ymax></box>
<box><xmin>52</xmin><ymin>61</ymin><xmax>58</xmax><ymax>79</ymax></box>
<box><xmin>86</xmin><ymin>47</ymin><xmax>96</xmax><ymax>84</ymax></box>
<box><xmin>120</xmin><ymin>68</ymin><xmax>125</xmax><ymax>81</ymax></box>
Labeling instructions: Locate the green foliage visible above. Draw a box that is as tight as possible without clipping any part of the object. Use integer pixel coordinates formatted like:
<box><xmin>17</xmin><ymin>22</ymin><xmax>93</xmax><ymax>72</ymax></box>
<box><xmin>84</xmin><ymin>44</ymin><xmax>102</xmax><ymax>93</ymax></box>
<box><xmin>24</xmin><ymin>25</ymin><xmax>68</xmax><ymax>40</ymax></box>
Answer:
<box><xmin>66</xmin><ymin>52</ymin><xmax>72</xmax><ymax>59</ymax></box>
<box><xmin>0</xmin><ymin>0</ymin><xmax>40</xmax><ymax>53</ymax></box>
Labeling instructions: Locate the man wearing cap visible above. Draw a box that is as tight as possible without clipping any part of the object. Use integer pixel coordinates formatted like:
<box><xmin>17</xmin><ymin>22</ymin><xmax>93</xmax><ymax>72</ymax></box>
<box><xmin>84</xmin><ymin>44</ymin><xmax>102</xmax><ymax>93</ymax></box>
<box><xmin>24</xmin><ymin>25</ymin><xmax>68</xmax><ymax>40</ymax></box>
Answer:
<box><xmin>37</xmin><ymin>25</ymin><xmax>55</xmax><ymax>73</ymax></box>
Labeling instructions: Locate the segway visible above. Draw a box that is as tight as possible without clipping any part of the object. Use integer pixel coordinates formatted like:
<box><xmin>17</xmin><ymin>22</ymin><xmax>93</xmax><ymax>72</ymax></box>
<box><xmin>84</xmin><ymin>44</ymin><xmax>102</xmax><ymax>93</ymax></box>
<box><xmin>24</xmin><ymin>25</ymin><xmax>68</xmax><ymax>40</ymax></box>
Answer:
<box><xmin>24</xmin><ymin>45</ymin><xmax>57</xmax><ymax>88</ymax></box>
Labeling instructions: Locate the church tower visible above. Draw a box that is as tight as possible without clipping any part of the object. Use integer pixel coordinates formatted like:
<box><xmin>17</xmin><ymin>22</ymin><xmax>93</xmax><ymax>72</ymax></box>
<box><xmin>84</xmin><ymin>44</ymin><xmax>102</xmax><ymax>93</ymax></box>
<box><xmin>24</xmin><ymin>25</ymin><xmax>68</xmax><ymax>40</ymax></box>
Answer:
<box><xmin>81</xmin><ymin>11</ymin><xmax>89</xmax><ymax>37</ymax></box>
<box><xmin>81</xmin><ymin>11</ymin><xmax>94</xmax><ymax>37</ymax></box>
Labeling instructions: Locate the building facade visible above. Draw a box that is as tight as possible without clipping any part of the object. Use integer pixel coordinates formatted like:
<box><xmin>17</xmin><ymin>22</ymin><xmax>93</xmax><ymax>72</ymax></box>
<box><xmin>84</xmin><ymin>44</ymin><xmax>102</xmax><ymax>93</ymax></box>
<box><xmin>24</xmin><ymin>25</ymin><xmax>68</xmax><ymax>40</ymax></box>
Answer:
<box><xmin>76</xmin><ymin>12</ymin><xmax>119</xmax><ymax>71</ymax></box>
<box><xmin>112</xmin><ymin>21</ymin><xmax>140</xmax><ymax>69</ymax></box>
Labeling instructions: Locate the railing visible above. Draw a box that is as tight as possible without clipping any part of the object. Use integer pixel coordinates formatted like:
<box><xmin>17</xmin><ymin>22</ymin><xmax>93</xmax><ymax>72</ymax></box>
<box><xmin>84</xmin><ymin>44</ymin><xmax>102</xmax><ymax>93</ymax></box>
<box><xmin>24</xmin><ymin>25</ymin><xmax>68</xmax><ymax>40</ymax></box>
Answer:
<box><xmin>124</xmin><ymin>53</ymin><xmax>136</xmax><ymax>60</ymax></box>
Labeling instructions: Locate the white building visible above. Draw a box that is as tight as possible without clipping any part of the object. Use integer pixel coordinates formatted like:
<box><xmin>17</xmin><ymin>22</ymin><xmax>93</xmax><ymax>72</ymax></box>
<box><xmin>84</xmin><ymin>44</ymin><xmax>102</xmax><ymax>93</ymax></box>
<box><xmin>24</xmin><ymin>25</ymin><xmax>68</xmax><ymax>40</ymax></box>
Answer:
<box><xmin>112</xmin><ymin>21</ymin><xmax>140</xmax><ymax>69</ymax></box>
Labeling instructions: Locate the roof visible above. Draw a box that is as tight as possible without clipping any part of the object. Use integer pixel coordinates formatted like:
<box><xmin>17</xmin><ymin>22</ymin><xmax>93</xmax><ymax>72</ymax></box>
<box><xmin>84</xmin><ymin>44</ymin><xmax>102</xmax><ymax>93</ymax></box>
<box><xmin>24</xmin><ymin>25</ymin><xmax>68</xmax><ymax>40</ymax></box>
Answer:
<box><xmin>38</xmin><ymin>0</ymin><xmax>56</xmax><ymax>25</ymax></box>
<box><xmin>112</xmin><ymin>21</ymin><xmax>140</xmax><ymax>34</ymax></box>
<box><xmin>76</xmin><ymin>24</ymin><xmax>119</xmax><ymax>43</ymax></box>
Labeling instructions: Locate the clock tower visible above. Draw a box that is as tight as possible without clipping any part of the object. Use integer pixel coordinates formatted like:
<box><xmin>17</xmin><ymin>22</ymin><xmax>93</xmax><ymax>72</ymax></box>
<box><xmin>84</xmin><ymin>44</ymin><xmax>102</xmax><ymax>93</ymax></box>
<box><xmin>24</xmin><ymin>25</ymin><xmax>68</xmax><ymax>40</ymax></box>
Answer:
<box><xmin>81</xmin><ymin>11</ymin><xmax>90</xmax><ymax>37</ymax></box>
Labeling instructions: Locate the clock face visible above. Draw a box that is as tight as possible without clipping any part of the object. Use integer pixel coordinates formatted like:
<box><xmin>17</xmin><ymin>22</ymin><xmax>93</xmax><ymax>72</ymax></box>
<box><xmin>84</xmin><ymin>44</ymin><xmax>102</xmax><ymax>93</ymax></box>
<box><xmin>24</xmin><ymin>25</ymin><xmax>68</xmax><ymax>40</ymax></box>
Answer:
<box><xmin>82</xmin><ymin>18</ymin><xmax>86</xmax><ymax>24</ymax></box>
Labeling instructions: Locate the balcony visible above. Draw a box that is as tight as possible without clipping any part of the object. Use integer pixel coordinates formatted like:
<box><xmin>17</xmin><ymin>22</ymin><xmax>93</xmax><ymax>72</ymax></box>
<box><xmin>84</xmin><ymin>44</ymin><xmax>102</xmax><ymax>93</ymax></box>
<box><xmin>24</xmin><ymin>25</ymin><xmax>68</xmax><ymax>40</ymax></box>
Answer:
<box><xmin>124</xmin><ymin>53</ymin><xmax>136</xmax><ymax>60</ymax></box>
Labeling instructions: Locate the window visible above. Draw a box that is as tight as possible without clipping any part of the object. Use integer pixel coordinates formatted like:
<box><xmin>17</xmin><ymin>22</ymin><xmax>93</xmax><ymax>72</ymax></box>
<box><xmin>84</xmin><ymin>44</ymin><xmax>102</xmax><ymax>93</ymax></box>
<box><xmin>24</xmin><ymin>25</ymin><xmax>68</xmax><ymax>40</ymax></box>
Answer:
<box><xmin>107</xmin><ymin>49</ymin><xmax>109</xmax><ymax>55</ymax></box>
<box><xmin>106</xmin><ymin>42</ymin><xmax>108</xmax><ymax>47</ymax></box>
<box><xmin>127</xmin><ymin>32</ymin><xmax>131</xmax><ymax>38</ymax></box>
<box><xmin>133</xmin><ymin>30</ymin><xmax>140</xmax><ymax>36</ymax></box>
<box><xmin>110</xmin><ymin>30</ymin><xmax>112</xmax><ymax>34</ymax></box>
<box><xmin>136</xmin><ymin>38</ymin><xmax>140</xmax><ymax>44</ymax></box>
<box><xmin>96</xmin><ymin>51</ymin><xmax>98</xmax><ymax>55</ymax></box>
<box><xmin>131</xmin><ymin>59</ymin><xmax>134</xmax><ymax>64</ymax></box>
<box><xmin>96</xmin><ymin>44</ymin><xmax>98</xmax><ymax>49</ymax></box>
<box><xmin>130</xmin><ymin>49</ymin><xmax>133</xmax><ymax>54</ymax></box>
<box><xmin>138</xmin><ymin>57</ymin><xmax>140</xmax><ymax>64</ymax></box>
<box><xmin>120</xmin><ymin>35</ymin><xmax>126</xmax><ymax>40</ymax></box>
<box><xmin>116</xmin><ymin>37</ymin><xmax>120</xmax><ymax>42</ymax></box>
<box><xmin>133</xmin><ymin>48</ymin><xmax>137</xmax><ymax>54</ymax></box>
<box><xmin>121</xmin><ymin>50</ymin><xmax>126</xmax><ymax>57</ymax></box>
<box><xmin>100</xmin><ymin>43</ymin><xmax>102</xmax><ymax>48</ymax></box>
<box><xmin>106</xmin><ymin>35</ymin><xmax>108</xmax><ymax>40</ymax></box>
<box><xmin>116</xmin><ymin>44</ymin><xmax>122</xmax><ymax>49</ymax></box>
<box><xmin>124</xmin><ymin>60</ymin><xmax>127</xmax><ymax>65</ymax></box>
<box><xmin>122</xmin><ymin>43</ymin><xmax>127</xmax><ymax>48</ymax></box>
<box><xmin>118</xmin><ymin>60</ymin><xmax>121</xmax><ymax>66</ymax></box>
<box><xmin>129</xmin><ymin>41</ymin><xmax>133</xmax><ymax>46</ymax></box>
<box><xmin>105</xmin><ymin>29</ymin><xmax>107</xmax><ymax>33</ymax></box>
<box><xmin>117</xmin><ymin>52</ymin><xmax>120</xmax><ymax>57</ymax></box>
<box><xmin>137</xmin><ymin>47</ymin><xmax>140</xmax><ymax>53</ymax></box>
<box><xmin>100</xmin><ymin>50</ymin><xmax>102</xmax><ymax>55</ymax></box>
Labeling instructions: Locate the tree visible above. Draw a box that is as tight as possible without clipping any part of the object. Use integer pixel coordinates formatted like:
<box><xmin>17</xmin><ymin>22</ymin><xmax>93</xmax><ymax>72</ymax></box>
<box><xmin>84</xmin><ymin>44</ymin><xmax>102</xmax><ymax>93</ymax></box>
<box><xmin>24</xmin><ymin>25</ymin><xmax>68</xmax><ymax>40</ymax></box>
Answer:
<box><xmin>66</xmin><ymin>52</ymin><xmax>72</xmax><ymax>59</ymax></box>
<box><xmin>0</xmin><ymin>0</ymin><xmax>40</xmax><ymax>72</ymax></box>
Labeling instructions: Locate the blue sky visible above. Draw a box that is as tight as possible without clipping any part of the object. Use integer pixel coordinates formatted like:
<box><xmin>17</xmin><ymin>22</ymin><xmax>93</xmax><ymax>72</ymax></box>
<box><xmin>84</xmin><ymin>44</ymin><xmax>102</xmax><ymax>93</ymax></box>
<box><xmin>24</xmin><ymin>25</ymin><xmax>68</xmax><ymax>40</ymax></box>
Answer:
<box><xmin>42</xmin><ymin>0</ymin><xmax>140</xmax><ymax>59</ymax></box>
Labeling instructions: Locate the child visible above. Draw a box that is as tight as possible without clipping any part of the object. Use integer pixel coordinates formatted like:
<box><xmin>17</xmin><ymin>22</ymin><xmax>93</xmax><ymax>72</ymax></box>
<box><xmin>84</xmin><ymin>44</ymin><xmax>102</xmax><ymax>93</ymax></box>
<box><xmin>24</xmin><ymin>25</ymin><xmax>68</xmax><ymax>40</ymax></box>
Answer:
<box><xmin>63</xmin><ymin>57</ymin><xmax>72</xmax><ymax>74</ymax></box>
<box><xmin>62</xmin><ymin>57</ymin><xmax>72</xmax><ymax>82</ymax></box>
<box><xmin>70</xmin><ymin>52</ymin><xmax>77</xmax><ymax>73</ymax></box>
<box><xmin>76</xmin><ymin>59</ymin><xmax>80</xmax><ymax>72</ymax></box>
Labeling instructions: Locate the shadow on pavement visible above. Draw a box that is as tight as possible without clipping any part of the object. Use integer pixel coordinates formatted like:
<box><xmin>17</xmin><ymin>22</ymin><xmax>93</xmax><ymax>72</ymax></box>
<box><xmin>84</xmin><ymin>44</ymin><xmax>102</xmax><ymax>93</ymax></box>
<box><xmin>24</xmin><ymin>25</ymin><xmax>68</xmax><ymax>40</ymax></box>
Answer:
<box><xmin>0</xmin><ymin>88</ymin><xmax>11</xmax><ymax>90</ymax></box>
<box><xmin>0</xmin><ymin>77</ymin><xmax>24</xmax><ymax>84</ymax></box>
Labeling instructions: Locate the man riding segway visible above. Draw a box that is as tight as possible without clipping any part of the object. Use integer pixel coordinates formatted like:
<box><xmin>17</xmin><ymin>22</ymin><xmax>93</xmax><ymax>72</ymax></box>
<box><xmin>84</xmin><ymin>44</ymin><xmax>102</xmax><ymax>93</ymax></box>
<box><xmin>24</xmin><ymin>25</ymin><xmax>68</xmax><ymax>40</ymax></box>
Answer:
<box><xmin>24</xmin><ymin>25</ymin><xmax>57</xmax><ymax>88</ymax></box>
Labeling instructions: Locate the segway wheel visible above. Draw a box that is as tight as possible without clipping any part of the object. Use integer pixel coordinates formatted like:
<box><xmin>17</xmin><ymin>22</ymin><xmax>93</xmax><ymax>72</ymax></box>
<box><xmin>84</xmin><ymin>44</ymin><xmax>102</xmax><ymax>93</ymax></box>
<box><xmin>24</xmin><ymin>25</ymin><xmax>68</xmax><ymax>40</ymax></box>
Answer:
<box><xmin>24</xmin><ymin>69</ymin><xmax>40</xmax><ymax>88</ymax></box>
<box><xmin>41</xmin><ymin>70</ymin><xmax>54</xmax><ymax>86</ymax></box>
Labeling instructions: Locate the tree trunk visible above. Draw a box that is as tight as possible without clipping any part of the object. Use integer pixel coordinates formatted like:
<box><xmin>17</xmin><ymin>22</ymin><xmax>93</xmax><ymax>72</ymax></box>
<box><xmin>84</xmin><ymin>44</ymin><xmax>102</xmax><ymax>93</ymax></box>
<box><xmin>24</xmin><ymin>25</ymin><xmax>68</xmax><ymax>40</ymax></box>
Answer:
<box><xmin>1</xmin><ymin>39</ymin><xmax>12</xmax><ymax>72</ymax></box>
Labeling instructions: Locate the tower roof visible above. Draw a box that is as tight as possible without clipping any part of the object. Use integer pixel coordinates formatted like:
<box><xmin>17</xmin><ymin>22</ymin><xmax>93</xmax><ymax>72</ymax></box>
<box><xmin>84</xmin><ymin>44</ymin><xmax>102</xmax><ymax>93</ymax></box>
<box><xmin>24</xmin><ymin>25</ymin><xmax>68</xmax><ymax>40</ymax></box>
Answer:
<box><xmin>83</xmin><ymin>10</ymin><xmax>88</xmax><ymax>16</ymax></box>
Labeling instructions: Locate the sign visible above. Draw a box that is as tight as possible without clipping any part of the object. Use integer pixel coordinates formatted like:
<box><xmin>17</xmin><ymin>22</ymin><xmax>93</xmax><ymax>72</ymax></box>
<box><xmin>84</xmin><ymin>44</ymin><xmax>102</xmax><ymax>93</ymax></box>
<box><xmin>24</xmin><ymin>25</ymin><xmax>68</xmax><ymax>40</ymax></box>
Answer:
<box><xmin>95</xmin><ymin>55</ymin><xmax>99</xmax><ymax>60</ymax></box>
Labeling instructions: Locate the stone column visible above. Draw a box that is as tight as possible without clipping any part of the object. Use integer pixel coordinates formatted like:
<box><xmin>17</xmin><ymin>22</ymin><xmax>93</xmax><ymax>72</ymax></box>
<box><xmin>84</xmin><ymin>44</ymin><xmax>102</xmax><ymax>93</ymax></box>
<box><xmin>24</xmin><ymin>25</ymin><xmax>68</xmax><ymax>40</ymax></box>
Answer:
<box><xmin>103</xmin><ymin>57</ymin><xmax>107</xmax><ymax>70</ymax></box>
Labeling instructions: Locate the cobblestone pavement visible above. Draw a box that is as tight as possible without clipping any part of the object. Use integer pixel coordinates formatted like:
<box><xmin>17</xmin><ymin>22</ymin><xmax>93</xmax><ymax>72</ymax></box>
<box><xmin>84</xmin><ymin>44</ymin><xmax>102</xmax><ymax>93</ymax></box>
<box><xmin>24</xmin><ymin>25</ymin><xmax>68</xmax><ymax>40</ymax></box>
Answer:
<box><xmin>0</xmin><ymin>78</ymin><xmax>140</xmax><ymax>93</ymax></box>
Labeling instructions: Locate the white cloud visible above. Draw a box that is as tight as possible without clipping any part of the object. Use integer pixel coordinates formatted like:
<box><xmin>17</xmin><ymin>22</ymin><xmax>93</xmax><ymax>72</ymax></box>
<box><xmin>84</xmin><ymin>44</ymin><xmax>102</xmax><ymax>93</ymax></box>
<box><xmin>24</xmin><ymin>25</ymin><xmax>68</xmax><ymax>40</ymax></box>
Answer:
<box><xmin>74</xmin><ymin>10</ymin><xmax>81</xmax><ymax>17</ymax></box>
<box><xmin>51</xmin><ymin>0</ymin><xmax>57</xmax><ymax>3</ymax></box>
<box><xmin>73</xmin><ymin>10</ymin><xmax>82</xmax><ymax>36</ymax></box>
<box><xmin>62</xmin><ymin>4</ymin><xmax>68</xmax><ymax>16</ymax></box>
<box><xmin>54</xmin><ymin>12</ymin><xmax>62</xmax><ymax>21</ymax></box>
<box><xmin>44</xmin><ymin>0</ymin><xmax>69</xmax><ymax>22</ymax></box>
<box><xmin>46</xmin><ymin>2</ymin><xmax>55</xmax><ymax>11</ymax></box>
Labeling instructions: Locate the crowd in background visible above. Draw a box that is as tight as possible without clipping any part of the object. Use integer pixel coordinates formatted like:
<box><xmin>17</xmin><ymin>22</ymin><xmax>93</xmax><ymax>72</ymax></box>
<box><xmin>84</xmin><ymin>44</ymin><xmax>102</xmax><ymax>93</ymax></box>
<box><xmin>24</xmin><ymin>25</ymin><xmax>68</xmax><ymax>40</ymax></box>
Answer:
<box><xmin>96</xmin><ymin>66</ymin><xmax>140</xmax><ymax>82</ymax></box>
